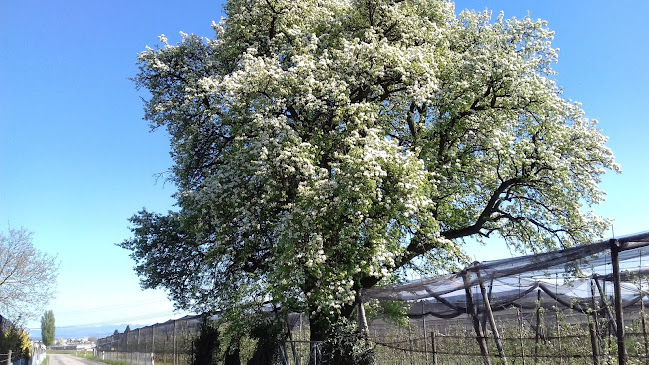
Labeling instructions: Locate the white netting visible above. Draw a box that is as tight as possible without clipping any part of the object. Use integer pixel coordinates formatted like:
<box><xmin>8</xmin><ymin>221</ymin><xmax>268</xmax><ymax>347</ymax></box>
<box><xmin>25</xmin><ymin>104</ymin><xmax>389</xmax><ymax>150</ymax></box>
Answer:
<box><xmin>364</xmin><ymin>231</ymin><xmax>649</xmax><ymax>319</ymax></box>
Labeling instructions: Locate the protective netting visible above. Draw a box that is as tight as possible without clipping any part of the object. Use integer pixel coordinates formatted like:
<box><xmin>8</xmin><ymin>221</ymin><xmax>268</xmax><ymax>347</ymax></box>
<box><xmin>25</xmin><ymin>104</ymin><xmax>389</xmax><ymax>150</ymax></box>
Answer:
<box><xmin>363</xmin><ymin>231</ymin><xmax>649</xmax><ymax>320</ymax></box>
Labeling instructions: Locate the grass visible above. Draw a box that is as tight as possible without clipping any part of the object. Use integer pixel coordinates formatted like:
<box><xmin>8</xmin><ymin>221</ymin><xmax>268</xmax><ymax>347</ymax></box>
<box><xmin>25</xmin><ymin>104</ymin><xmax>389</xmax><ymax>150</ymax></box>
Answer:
<box><xmin>47</xmin><ymin>350</ymin><xmax>94</xmax><ymax>355</ymax></box>
<box><xmin>74</xmin><ymin>352</ymin><xmax>94</xmax><ymax>360</ymax></box>
<box><xmin>71</xmin><ymin>353</ymin><xmax>131</xmax><ymax>365</ymax></box>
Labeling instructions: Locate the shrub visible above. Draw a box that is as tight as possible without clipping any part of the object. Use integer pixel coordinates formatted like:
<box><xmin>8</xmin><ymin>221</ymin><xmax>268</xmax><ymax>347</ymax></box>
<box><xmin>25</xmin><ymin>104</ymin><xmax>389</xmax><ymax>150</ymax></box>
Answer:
<box><xmin>321</xmin><ymin>319</ymin><xmax>375</xmax><ymax>365</ymax></box>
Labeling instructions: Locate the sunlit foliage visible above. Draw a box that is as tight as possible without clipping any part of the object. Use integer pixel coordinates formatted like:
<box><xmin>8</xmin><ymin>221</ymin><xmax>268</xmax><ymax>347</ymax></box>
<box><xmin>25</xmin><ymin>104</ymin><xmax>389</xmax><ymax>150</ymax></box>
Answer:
<box><xmin>120</xmin><ymin>0</ymin><xmax>619</xmax><ymax>340</ymax></box>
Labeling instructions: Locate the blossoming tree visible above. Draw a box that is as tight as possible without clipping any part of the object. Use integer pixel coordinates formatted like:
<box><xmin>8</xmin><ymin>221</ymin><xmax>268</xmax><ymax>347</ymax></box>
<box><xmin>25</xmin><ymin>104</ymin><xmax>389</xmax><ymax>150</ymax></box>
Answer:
<box><xmin>120</xmin><ymin>0</ymin><xmax>619</xmax><ymax>342</ymax></box>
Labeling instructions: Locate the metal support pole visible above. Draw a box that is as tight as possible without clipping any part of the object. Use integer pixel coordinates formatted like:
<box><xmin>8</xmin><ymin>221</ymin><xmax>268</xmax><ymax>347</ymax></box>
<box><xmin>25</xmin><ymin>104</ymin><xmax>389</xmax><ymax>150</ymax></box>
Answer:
<box><xmin>463</xmin><ymin>270</ymin><xmax>491</xmax><ymax>365</ymax></box>
<box><xmin>610</xmin><ymin>239</ymin><xmax>628</xmax><ymax>365</ymax></box>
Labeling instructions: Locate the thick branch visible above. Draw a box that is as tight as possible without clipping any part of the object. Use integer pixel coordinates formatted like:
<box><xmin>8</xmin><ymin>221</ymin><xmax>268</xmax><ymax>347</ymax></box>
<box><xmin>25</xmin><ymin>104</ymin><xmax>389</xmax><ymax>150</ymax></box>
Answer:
<box><xmin>401</xmin><ymin>177</ymin><xmax>524</xmax><ymax>266</ymax></box>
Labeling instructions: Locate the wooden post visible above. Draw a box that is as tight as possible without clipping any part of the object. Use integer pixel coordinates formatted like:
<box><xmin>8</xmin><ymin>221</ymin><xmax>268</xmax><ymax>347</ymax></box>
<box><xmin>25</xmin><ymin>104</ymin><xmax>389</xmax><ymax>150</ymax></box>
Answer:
<box><xmin>463</xmin><ymin>270</ymin><xmax>491</xmax><ymax>365</ymax></box>
<box><xmin>593</xmin><ymin>276</ymin><xmax>618</xmax><ymax>334</ymax></box>
<box><xmin>610</xmin><ymin>239</ymin><xmax>628</xmax><ymax>365</ymax></box>
<box><xmin>603</xmin><ymin>302</ymin><xmax>612</xmax><ymax>365</ymax></box>
<box><xmin>589</xmin><ymin>279</ymin><xmax>600</xmax><ymax>365</ymax></box>
<box><xmin>556</xmin><ymin>311</ymin><xmax>562</xmax><ymax>364</ymax></box>
<box><xmin>422</xmin><ymin>301</ymin><xmax>429</xmax><ymax>364</ymax></box>
<box><xmin>173</xmin><ymin>320</ymin><xmax>177</xmax><ymax>365</ymax></box>
<box><xmin>477</xmin><ymin>270</ymin><xmax>508</xmax><ymax>365</ymax></box>
<box><xmin>641</xmin><ymin>282</ymin><xmax>649</xmax><ymax>360</ymax></box>
<box><xmin>554</xmin><ymin>274</ymin><xmax>562</xmax><ymax>364</ymax></box>
<box><xmin>407</xmin><ymin>323</ymin><xmax>414</xmax><ymax>364</ymax></box>
<box><xmin>518</xmin><ymin>307</ymin><xmax>526</xmax><ymax>365</ymax></box>
<box><xmin>164</xmin><ymin>324</ymin><xmax>169</xmax><ymax>365</ymax></box>
<box><xmin>431</xmin><ymin>329</ymin><xmax>438</xmax><ymax>365</ymax></box>
<box><xmin>138</xmin><ymin>327</ymin><xmax>141</xmax><ymax>365</ymax></box>
<box><xmin>152</xmin><ymin>324</ymin><xmax>156</xmax><ymax>365</ymax></box>
<box><xmin>534</xmin><ymin>289</ymin><xmax>541</xmax><ymax>365</ymax></box>
<box><xmin>481</xmin><ymin>280</ymin><xmax>494</xmax><ymax>333</ymax></box>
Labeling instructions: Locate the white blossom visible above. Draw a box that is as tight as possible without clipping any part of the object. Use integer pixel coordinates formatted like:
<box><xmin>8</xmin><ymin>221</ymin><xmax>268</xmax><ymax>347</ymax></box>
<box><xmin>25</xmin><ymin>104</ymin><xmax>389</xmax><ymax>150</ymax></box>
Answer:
<box><xmin>127</xmin><ymin>0</ymin><xmax>619</xmax><ymax>324</ymax></box>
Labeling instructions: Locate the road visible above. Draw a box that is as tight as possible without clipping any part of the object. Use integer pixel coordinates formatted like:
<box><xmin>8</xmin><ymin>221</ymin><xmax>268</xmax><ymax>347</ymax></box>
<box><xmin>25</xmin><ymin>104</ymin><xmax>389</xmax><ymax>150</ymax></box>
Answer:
<box><xmin>48</xmin><ymin>354</ymin><xmax>105</xmax><ymax>365</ymax></box>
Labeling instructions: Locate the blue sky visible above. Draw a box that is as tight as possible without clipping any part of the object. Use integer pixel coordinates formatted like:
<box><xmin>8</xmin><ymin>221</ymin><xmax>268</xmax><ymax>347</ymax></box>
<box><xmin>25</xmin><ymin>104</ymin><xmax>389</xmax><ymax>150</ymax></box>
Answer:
<box><xmin>1</xmin><ymin>0</ymin><xmax>647</xmax><ymax>334</ymax></box>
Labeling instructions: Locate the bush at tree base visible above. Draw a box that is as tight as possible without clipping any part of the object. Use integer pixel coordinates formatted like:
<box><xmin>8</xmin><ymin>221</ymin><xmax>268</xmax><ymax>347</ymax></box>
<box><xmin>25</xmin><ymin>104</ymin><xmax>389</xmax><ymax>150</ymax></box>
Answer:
<box><xmin>321</xmin><ymin>319</ymin><xmax>375</xmax><ymax>365</ymax></box>
<box><xmin>246</xmin><ymin>317</ymin><xmax>286</xmax><ymax>365</ymax></box>
<box><xmin>192</xmin><ymin>315</ymin><xmax>220</xmax><ymax>365</ymax></box>
<box><xmin>223</xmin><ymin>339</ymin><xmax>240</xmax><ymax>365</ymax></box>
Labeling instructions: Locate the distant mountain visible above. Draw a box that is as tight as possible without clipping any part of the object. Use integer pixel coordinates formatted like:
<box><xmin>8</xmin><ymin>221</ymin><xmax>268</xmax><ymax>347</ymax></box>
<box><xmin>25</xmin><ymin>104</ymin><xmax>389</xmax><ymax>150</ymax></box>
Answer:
<box><xmin>28</xmin><ymin>324</ymin><xmax>141</xmax><ymax>341</ymax></box>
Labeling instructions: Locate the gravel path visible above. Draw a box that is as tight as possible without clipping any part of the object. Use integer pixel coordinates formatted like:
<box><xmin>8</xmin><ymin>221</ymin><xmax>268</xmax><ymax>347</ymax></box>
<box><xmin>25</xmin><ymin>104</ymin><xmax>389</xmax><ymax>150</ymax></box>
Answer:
<box><xmin>48</xmin><ymin>354</ymin><xmax>106</xmax><ymax>365</ymax></box>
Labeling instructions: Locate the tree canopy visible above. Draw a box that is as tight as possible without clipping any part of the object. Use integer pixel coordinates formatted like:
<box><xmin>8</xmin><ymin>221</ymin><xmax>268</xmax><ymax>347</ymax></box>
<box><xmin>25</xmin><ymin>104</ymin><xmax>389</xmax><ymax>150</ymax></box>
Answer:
<box><xmin>40</xmin><ymin>310</ymin><xmax>55</xmax><ymax>347</ymax></box>
<box><xmin>120</xmin><ymin>0</ymin><xmax>619</xmax><ymax>339</ymax></box>
<box><xmin>0</xmin><ymin>228</ymin><xmax>58</xmax><ymax>323</ymax></box>
<box><xmin>0</xmin><ymin>325</ymin><xmax>31</xmax><ymax>360</ymax></box>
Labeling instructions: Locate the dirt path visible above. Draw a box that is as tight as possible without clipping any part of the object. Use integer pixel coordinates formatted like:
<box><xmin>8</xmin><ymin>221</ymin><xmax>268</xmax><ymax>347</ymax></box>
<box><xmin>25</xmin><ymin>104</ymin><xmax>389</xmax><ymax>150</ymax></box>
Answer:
<box><xmin>48</xmin><ymin>354</ymin><xmax>105</xmax><ymax>365</ymax></box>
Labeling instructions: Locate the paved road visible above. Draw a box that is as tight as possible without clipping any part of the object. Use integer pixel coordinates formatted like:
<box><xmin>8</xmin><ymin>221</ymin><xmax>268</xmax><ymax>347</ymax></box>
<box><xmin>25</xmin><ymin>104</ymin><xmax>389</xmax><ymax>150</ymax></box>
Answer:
<box><xmin>48</xmin><ymin>354</ymin><xmax>105</xmax><ymax>365</ymax></box>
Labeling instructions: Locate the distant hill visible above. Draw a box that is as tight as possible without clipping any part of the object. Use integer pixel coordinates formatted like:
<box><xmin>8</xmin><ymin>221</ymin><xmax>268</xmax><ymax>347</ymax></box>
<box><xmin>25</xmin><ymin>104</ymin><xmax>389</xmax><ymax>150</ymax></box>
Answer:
<box><xmin>28</xmin><ymin>324</ymin><xmax>140</xmax><ymax>341</ymax></box>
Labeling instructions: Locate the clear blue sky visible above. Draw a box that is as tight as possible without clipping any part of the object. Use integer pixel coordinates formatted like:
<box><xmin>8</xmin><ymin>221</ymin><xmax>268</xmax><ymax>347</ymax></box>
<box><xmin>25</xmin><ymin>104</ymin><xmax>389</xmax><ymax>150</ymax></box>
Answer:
<box><xmin>1</xmin><ymin>0</ymin><xmax>647</xmax><ymax>333</ymax></box>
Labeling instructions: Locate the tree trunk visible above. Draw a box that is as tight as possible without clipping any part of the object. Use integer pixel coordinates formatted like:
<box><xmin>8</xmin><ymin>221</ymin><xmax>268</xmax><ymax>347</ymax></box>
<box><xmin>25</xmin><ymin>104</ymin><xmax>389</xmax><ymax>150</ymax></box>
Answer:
<box><xmin>223</xmin><ymin>343</ymin><xmax>240</xmax><ymax>365</ymax></box>
<box><xmin>308</xmin><ymin>309</ymin><xmax>327</xmax><ymax>365</ymax></box>
<box><xmin>308</xmin><ymin>300</ymin><xmax>358</xmax><ymax>364</ymax></box>
<box><xmin>308</xmin><ymin>309</ymin><xmax>329</xmax><ymax>342</ymax></box>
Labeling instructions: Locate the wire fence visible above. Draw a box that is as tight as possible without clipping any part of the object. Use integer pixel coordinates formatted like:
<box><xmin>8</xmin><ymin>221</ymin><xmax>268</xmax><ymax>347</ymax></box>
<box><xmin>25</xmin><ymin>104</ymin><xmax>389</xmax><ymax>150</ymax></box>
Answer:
<box><xmin>95</xmin><ymin>233</ymin><xmax>649</xmax><ymax>364</ymax></box>
<box><xmin>371</xmin><ymin>310</ymin><xmax>649</xmax><ymax>365</ymax></box>
<box><xmin>95</xmin><ymin>308</ymin><xmax>649</xmax><ymax>364</ymax></box>
<box><xmin>95</xmin><ymin>314</ymin><xmax>324</xmax><ymax>365</ymax></box>
<box><xmin>275</xmin><ymin>341</ymin><xmax>322</xmax><ymax>365</ymax></box>
<box><xmin>96</xmin><ymin>315</ymin><xmax>202</xmax><ymax>365</ymax></box>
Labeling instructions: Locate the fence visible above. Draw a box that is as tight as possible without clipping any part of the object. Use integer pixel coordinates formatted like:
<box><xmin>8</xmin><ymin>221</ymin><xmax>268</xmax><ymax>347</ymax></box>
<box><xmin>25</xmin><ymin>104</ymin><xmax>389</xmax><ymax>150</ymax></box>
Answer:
<box><xmin>96</xmin><ymin>232</ymin><xmax>649</xmax><ymax>364</ymax></box>
<box><xmin>363</xmin><ymin>231</ymin><xmax>649</xmax><ymax>364</ymax></box>
<box><xmin>96</xmin><ymin>314</ymin><xmax>323</xmax><ymax>365</ymax></box>
<box><xmin>0</xmin><ymin>314</ymin><xmax>38</xmax><ymax>365</ymax></box>
<box><xmin>1</xmin><ymin>352</ymin><xmax>11</xmax><ymax>365</ymax></box>
<box><xmin>95</xmin><ymin>307</ymin><xmax>649</xmax><ymax>364</ymax></box>
<box><xmin>96</xmin><ymin>315</ymin><xmax>202</xmax><ymax>365</ymax></box>
<box><xmin>29</xmin><ymin>347</ymin><xmax>46</xmax><ymax>365</ymax></box>
<box><xmin>371</xmin><ymin>308</ymin><xmax>649</xmax><ymax>364</ymax></box>
<box><xmin>0</xmin><ymin>351</ymin><xmax>37</xmax><ymax>365</ymax></box>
